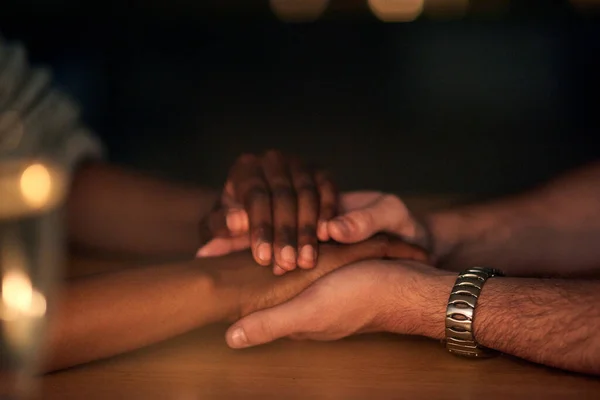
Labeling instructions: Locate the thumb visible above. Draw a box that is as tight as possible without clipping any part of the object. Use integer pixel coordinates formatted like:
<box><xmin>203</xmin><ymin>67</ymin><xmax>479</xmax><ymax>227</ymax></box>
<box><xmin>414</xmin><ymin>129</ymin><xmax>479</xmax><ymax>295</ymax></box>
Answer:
<box><xmin>328</xmin><ymin>194</ymin><xmax>408</xmax><ymax>243</ymax></box>
<box><xmin>226</xmin><ymin>295</ymin><xmax>313</xmax><ymax>349</ymax></box>
<box><xmin>196</xmin><ymin>236</ymin><xmax>250</xmax><ymax>257</ymax></box>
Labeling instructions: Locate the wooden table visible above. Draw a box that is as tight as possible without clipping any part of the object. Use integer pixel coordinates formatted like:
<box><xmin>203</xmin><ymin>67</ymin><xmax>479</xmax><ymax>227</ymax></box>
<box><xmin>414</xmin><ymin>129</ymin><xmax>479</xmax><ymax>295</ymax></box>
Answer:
<box><xmin>40</xmin><ymin>324</ymin><xmax>600</xmax><ymax>400</ymax></box>
<box><xmin>39</xmin><ymin>195</ymin><xmax>600</xmax><ymax>399</ymax></box>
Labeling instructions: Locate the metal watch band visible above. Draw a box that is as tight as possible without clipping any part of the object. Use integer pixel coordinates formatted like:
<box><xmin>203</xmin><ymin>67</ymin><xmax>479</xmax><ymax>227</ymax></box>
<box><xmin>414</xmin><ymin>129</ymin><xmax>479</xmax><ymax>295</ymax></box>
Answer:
<box><xmin>445</xmin><ymin>267</ymin><xmax>504</xmax><ymax>358</ymax></box>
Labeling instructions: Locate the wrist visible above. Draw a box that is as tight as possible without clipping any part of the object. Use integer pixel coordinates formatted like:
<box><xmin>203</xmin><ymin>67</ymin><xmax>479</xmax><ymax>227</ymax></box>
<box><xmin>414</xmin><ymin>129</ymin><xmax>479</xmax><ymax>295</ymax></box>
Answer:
<box><xmin>415</xmin><ymin>273</ymin><xmax>456</xmax><ymax>340</ymax></box>
<box><xmin>187</xmin><ymin>259</ymin><xmax>239</xmax><ymax>323</ymax></box>
<box><xmin>381</xmin><ymin>266</ymin><xmax>455</xmax><ymax>340</ymax></box>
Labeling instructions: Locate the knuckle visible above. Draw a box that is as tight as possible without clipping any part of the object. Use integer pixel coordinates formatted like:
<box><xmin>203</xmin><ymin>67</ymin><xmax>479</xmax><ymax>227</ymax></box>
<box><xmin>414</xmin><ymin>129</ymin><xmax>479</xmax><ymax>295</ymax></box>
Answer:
<box><xmin>295</xmin><ymin>181</ymin><xmax>318</xmax><ymax>196</ymax></box>
<box><xmin>252</xmin><ymin>222</ymin><xmax>274</xmax><ymax>242</ymax></box>
<box><xmin>382</xmin><ymin>194</ymin><xmax>406</xmax><ymax>211</ymax></box>
<box><xmin>246</xmin><ymin>186</ymin><xmax>270</xmax><ymax>202</ymax></box>
<box><xmin>276</xmin><ymin>225</ymin><xmax>297</xmax><ymax>246</ymax></box>
<box><xmin>347</xmin><ymin>211</ymin><xmax>373</xmax><ymax>233</ymax></box>
<box><xmin>298</xmin><ymin>224</ymin><xmax>317</xmax><ymax>239</ymax></box>
<box><xmin>271</xmin><ymin>185</ymin><xmax>296</xmax><ymax>202</ymax></box>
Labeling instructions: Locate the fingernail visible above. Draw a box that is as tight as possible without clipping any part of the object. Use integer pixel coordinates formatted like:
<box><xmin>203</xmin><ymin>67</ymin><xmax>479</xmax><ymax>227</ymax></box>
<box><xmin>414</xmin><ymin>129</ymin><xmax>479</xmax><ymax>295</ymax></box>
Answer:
<box><xmin>332</xmin><ymin>217</ymin><xmax>350</xmax><ymax>234</ymax></box>
<box><xmin>196</xmin><ymin>247</ymin><xmax>210</xmax><ymax>257</ymax></box>
<box><xmin>300</xmin><ymin>245</ymin><xmax>315</xmax><ymax>263</ymax></box>
<box><xmin>230</xmin><ymin>327</ymin><xmax>248</xmax><ymax>348</ymax></box>
<box><xmin>318</xmin><ymin>221</ymin><xmax>327</xmax><ymax>235</ymax></box>
<box><xmin>257</xmin><ymin>242</ymin><xmax>271</xmax><ymax>262</ymax></box>
<box><xmin>281</xmin><ymin>246</ymin><xmax>296</xmax><ymax>265</ymax></box>
<box><xmin>226</xmin><ymin>211</ymin><xmax>242</xmax><ymax>233</ymax></box>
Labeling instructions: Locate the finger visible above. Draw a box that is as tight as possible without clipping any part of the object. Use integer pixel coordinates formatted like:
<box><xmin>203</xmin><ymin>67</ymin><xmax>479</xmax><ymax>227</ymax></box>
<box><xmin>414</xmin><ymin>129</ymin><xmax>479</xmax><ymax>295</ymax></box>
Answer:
<box><xmin>273</xmin><ymin>265</ymin><xmax>286</xmax><ymax>276</ymax></box>
<box><xmin>228</xmin><ymin>154</ymin><xmax>273</xmax><ymax>266</ymax></box>
<box><xmin>225</xmin><ymin>209</ymin><xmax>249</xmax><ymax>236</ymax></box>
<box><xmin>327</xmin><ymin>194</ymin><xmax>406</xmax><ymax>243</ymax></box>
<box><xmin>305</xmin><ymin>235</ymin><xmax>391</xmax><ymax>280</ymax></box>
<box><xmin>226</xmin><ymin>293</ymin><xmax>315</xmax><ymax>349</ymax></box>
<box><xmin>198</xmin><ymin>205</ymin><xmax>229</xmax><ymax>246</ymax></box>
<box><xmin>315</xmin><ymin>170</ymin><xmax>338</xmax><ymax>242</ymax></box>
<box><xmin>196</xmin><ymin>236</ymin><xmax>251</xmax><ymax>258</ymax></box>
<box><xmin>290</xmin><ymin>158</ymin><xmax>319</xmax><ymax>269</ymax></box>
<box><xmin>262</xmin><ymin>150</ymin><xmax>297</xmax><ymax>272</ymax></box>
<box><xmin>221</xmin><ymin>182</ymin><xmax>248</xmax><ymax>235</ymax></box>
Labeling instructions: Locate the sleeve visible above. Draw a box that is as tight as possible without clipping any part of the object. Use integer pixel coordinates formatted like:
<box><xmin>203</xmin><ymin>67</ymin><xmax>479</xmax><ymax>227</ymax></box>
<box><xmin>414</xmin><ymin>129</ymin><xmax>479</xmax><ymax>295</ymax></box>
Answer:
<box><xmin>0</xmin><ymin>35</ymin><xmax>105</xmax><ymax>172</ymax></box>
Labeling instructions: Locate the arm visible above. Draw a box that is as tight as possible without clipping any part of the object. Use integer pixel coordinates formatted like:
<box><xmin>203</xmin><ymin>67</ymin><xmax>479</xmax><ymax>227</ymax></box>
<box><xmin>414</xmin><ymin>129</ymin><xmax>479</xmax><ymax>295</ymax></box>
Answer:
<box><xmin>394</xmin><ymin>272</ymin><xmax>600</xmax><ymax>375</ymax></box>
<box><xmin>66</xmin><ymin>162</ymin><xmax>218</xmax><ymax>258</ymax></box>
<box><xmin>327</xmin><ymin>161</ymin><xmax>600</xmax><ymax>277</ymax></box>
<box><xmin>44</xmin><ymin>236</ymin><xmax>423</xmax><ymax>372</ymax></box>
<box><xmin>45</xmin><ymin>260</ymin><xmax>222</xmax><ymax>372</ymax></box>
<box><xmin>407</xmin><ymin>274</ymin><xmax>600</xmax><ymax>376</ymax></box>
<box><xmin>471</xmin><ymin>277</ymin><xmax>600</xmax><ymax>375</ymax></box>
<box><xmin>228</xmin><ymin>260</ymin><xmax>600</xmax><ymax>376</ymax></box>
<box><xmin>428</xmin><ymin>161</ymin><xmax>600</xmax><ymax>276</ymax></box>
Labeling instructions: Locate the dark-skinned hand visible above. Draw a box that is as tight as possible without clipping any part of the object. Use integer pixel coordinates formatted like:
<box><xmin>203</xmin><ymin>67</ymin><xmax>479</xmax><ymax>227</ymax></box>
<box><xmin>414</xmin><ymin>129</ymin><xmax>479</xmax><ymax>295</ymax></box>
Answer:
<box><xmin>198</xmin><ymin>150</ymin><xmax>337</xmax><ymax>275</ymax></box>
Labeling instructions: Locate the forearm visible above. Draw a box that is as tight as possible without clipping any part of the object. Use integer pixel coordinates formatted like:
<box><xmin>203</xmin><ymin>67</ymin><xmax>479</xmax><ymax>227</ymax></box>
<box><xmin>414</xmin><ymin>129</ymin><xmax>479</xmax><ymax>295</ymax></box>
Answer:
<box><xmin>474</xmin><ymin>277</ymin><xmax>600</xmax><ymax>375</ymax></box>
<box><xmin>44</xmin><ymin>259</ymin><xmax>231</xmax><ymax>372</ymax></box>
<box><xmin>67</xmin><ymin>162</ymin><xmax>218</xmax><ymax>258</ymax></box>
<box><xmin>428</xmin><ymin>161</ymin><xmax>600</xmax><ymax>276</ymax></box>
<box><xmin>407</xmin><ymin>275</ymin><xmax>600</xmax><ymax>376</ymax></box>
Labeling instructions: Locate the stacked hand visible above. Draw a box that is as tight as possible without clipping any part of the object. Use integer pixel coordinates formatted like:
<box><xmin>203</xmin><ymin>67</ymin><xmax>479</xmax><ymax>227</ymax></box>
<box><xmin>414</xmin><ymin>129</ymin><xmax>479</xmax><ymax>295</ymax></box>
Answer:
<box><xmin>198</xmin><ymin>156</ymin><xmax>433</xmax><ymax>273</ymax></box>
<box><xmin>204</xmin><ymin>234</ymin><xmax>429</xmax><ymax>321</ymax></box>
<box><xmin>219</xmin><ymin>190</ymin><xmax>449</xmax><ymax>348</ymax></box>
<box><xmin>196</xmin><ymin>150</ymin><xmax>442</xmax><ymax>348</ymax></box>
<box><xmin>226</xmin><ymin>258</ymin><xmax>452</xmax><ymax>348</ymax></box>
<box><xmin>197</xmin><ymin>150</ymin><xmax>337</xmax><ymax>275</ymax></box>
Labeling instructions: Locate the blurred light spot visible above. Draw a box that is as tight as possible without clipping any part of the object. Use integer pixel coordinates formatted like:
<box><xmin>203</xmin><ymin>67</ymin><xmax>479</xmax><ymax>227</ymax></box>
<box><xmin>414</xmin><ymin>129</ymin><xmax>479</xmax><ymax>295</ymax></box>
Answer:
<box><xmin>19</xmin><ymin>163</ymin><xmax>52</xmax><ymax>208</ymax></box>
<box><xmin>424</xmin><ymin>0</ymin><xmax>469</xmax><ymax>18</ymax></box>
<box><xmin>1</xmin><ymin>270</ymin><xmax>47</xmax><ymax>320</ymax></box>
<box><xmin>270</xmin><ymin>0</ymin><xmax>329</xmax><ymax>22</ymax></box>
<box><xmin>368</xmin><ymin>0</ymin><xmax>424</xmax><ymax>22</ymax></box>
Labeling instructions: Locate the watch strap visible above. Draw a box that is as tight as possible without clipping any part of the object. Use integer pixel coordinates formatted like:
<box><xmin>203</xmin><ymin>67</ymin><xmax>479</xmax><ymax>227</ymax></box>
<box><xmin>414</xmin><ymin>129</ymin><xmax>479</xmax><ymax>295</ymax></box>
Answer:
<box><xmin>445</xmin><ymin>267</ymin><xmax>504</xmax><ymax>358</ymax></box>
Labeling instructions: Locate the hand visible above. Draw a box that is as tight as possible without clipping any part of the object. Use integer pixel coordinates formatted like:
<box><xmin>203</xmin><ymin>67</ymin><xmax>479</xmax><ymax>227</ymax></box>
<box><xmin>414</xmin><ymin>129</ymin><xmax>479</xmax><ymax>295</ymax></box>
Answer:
<box><xmin>204</xmin><ymin>235</ymin><xmax>428</xmax><ymax>322</ymax></box>
<box><xmin>225</xmin><ymin>258</ymin><xmax>454</xmax><ymax>348</ymax></box>
<box><xmin>325</xmin><ymin>191</ymin><xmax>433</xmax><ymax>256</ymax></box>
<box><xmin>198</xmin><ymin>150</ymin><xmax>337</xmax><ymax>275</ymax></box>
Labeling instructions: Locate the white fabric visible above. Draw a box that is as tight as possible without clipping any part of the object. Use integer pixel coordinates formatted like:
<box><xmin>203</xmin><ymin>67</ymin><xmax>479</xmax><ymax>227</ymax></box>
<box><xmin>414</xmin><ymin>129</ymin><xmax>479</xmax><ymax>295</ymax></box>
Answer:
<box><xmin>0</xmin><ymin>36</ymin><xmax>104</xmax><ymax>171</ymax></box>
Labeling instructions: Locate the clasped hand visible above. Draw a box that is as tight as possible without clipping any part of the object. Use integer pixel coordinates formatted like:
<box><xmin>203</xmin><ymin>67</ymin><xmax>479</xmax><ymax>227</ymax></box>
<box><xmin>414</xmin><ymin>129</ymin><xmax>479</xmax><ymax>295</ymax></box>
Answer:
<box><xmin>197</xmin><ymin>151</ymin><xmax>446</xmax><ymax>349</ymax></box>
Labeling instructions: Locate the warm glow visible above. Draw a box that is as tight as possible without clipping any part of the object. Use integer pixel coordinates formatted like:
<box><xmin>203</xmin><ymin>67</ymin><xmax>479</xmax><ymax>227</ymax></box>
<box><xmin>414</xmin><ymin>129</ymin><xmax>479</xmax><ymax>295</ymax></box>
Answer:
<box><xmin>2</xmin><ymin>270</ymin><xmax>33</xmax><ymax>311</ymax></box>
<box><xmin>20</xmin><ymin>163</ymin><xmax>52</xmax><ymax>208</ymax></box>
<box><xmin>368</xmin><ymin>0</ymin><xmax>424</xmax><ymax>22</ymax></box>
<box><xmin>1</xmin><ymin>270</ymin><xmax>47</xmax><ymax>320</ymax></box>
<box><xmin>270</xmin><ymin>0</ymin><xmax>329</xmax><ymax>22</ymax></box>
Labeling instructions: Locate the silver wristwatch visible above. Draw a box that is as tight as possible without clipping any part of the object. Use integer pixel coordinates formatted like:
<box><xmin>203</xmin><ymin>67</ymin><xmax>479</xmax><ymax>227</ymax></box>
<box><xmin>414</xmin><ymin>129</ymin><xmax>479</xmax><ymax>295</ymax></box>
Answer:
<box><xmin>445</xmin><ymin>267</ymin><xmax>504</xmax><ymax>358</ymax></box>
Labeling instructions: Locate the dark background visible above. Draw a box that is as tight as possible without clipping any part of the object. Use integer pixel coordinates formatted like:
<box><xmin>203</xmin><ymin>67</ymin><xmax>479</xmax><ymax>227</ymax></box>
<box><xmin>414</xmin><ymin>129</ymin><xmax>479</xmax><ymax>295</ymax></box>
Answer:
<box><xmin>2</xmin><ymin>1</ymin><xmax>599</xmax><ymax>197</ymax></box>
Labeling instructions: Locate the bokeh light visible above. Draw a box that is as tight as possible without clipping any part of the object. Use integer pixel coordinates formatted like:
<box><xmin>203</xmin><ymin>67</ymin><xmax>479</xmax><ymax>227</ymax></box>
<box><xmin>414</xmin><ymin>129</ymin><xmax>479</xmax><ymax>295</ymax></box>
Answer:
<box><xmin>368</xmin><ymin>0</ymin><xmax>425</xmax><ymax>22</ymax></box>
<box><xmin>270</xmin><ymin>0</ymin><xmax>330</xmax><ymax>22</ymax></box>
<box><xmin>19</xmin><ymin>163</ymin><xmax>52</xmax><ymax>209</ymax></box>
